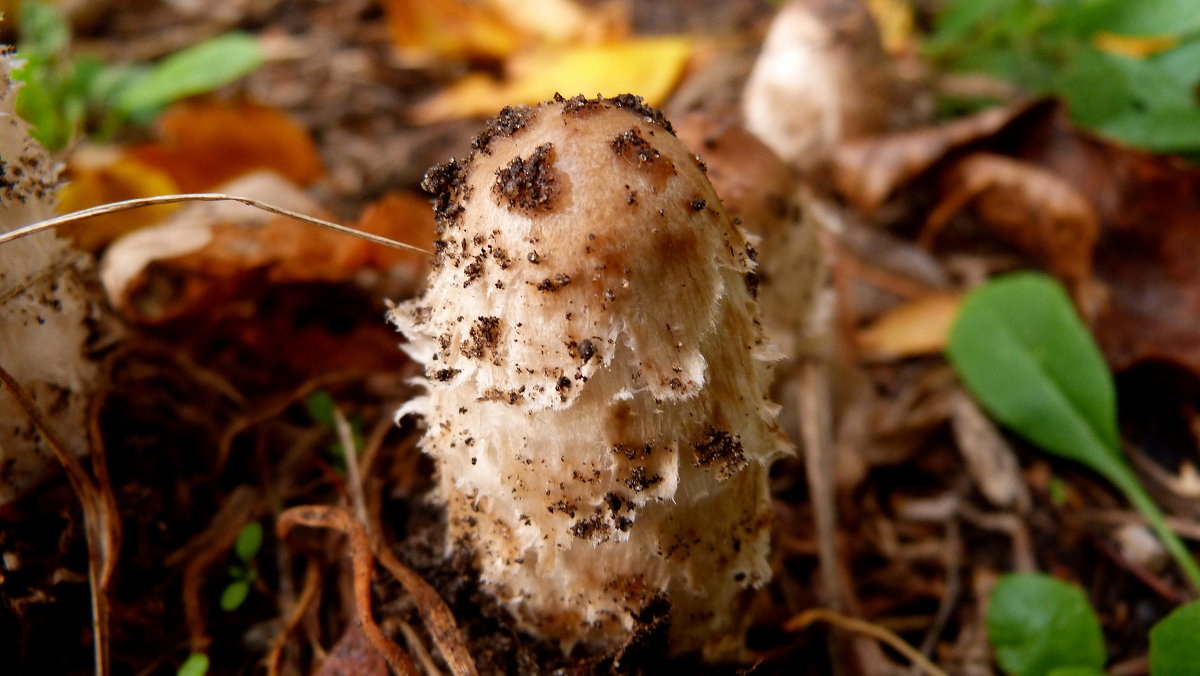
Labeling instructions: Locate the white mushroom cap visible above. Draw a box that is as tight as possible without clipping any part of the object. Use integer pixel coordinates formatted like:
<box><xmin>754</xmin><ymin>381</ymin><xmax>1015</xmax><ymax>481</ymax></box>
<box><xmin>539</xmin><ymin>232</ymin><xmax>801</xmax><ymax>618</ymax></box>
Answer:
<box><xmin>391</xmin><ymin>94</ymin><xmax>791</xmax><ymax>655</ymax></box>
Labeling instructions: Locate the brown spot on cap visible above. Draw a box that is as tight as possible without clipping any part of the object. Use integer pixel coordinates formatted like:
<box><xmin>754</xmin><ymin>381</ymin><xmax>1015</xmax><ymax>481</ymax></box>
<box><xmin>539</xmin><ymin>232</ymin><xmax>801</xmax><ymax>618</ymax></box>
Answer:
<box><xmin>692</xmin><ymin>428</ymin><xmax>747</xmax><ymax>478</ymax></box>
<box><xmin>471</xmin><ymin>105</ymin><xmax>536</xmax><ymax>155</ymax></box>
<box><xmin>493</xmin><ymin>143</ymin><xmax>561</xmax><ymax>214</ymax></box>
<box><xmin>421</xmin><ymin>159</ymin><xmax>467</xmax><ymax>234</ymax></box>
<box><xmin>462</xmin><ymin>316</ymin><xmax>502</xmax><ymax>359</ymax></box>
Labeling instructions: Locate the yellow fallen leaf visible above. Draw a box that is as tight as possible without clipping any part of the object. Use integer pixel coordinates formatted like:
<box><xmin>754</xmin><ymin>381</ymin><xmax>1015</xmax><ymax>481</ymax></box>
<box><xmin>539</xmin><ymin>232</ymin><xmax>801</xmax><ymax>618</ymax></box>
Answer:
<box><xmin>57</xmin><ymin>152</ymin><xmax>179</xmax><ymax>250</ymax></box>
<box><xmin>380</xmin><ymin>0</ymin><xmax>524</xmax><ymax>64</ymax></box>
<box><xmin>413</xmin><ymin>36</ymin><xmax>692</xmax><ymax>122</ymax></box>
<box><xmin>1093</xmin><ymin>32</ymin><xmax>1180</xmax><ymax>58</ymax></box>
<box><xmin>857</xmin><ymin>293</ymin><xmax>963</xmax><ymax>359</ymax></box>
<box><xmin>866</xmin><ymin>0</ymin><xmax>915</xmax><ymax>55</ymax></box>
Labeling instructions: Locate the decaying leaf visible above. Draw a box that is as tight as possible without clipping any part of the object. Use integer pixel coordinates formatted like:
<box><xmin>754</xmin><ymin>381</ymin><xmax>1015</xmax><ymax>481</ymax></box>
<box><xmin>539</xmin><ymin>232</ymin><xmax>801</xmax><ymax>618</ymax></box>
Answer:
<box><xmin>411</xmin><ymin>37</ymin><xmax>692</xmax><ymax>123</ymax></box>
<box><xmin>924</xmin><ymin>152</ymin><xmax>1099</xmax><ymax>290</ymax></box>
<box><xmin>130</xmin><ymin>98</ymin><xmax>324</xmax><ymax>192</ymax></box>
<box><xmin>832</xmin><ymin>100</ymin><xmax>1051</xmax><ymax>214</ymax></box>
<box><xmin>0</xmin><ymin>50</ymin><xmax>110</xmax><ymax>505</ymax></box>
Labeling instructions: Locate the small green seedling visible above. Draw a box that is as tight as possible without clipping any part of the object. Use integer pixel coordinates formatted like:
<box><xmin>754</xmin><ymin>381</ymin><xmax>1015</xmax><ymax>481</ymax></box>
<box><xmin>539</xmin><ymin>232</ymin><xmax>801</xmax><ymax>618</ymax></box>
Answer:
<box><xmin>987</xmin><ymin>573</ymin><xmax>1106</xmax><ymax>676</ymax></box>
<box><xmin>176</xmin><ymin>652</ymin><xmax>209</xmax><ymax>676</ymax></box>
<box><xmin>989</xmin><ymin>573</ymin><xmax>1200</xmax><ymax>675</ymax></box>
<box><xmin>12</xmin><ymin>0</ymin><xmax>262</xmax><ymax>149</ymax></box>
<box><xmin>304</xmin><ymin>389</ymin><xmax>364</xmax><ymax>473</ymax></box>
<box><xmin>220</xmin><ymin>521</ymin><xmax>262</xmax><ymax>612</ymax></box>
<box><xmin>947</xmin><ymin>272</ymin><xmax>1200</xmax><ymax>590</ymax></box>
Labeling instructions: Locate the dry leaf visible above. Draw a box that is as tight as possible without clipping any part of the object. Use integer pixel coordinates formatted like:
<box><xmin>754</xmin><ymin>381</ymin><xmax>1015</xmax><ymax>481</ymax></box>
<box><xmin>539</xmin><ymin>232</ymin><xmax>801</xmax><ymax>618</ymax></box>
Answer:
<box><xmin>56</xmin><ymin>151</ymin><xmax>180</xmax><ymax>250</ymax></box>
<box><xmin>949</xmin><ymin>391</ymin><xmax>1030</xmax><ymax>511</ymax></box>
<box><xmin>832</xmin><ymin>100</ymin><xmax>1050</xmax><ymax>213</ymax></box>
<box><xmin>923</xmin><ymin>152</ymin><xmax>1099</xmax><ymax>288</ymax></box>
<box><xmin>857</xmin><ymin>293</ymin><xmax>962</xmax><ymax>359</ymax></box>
<box><xmin>355</xmin><ymin>191</ymin><xmax>435</xmax><ymax>274</ymax></box>
<box><xmin>131</xmin><ymin>98</ymin><xmax>324</xmax><ymax>192</ymax></box>
<box><xmin>411</xmin><ymin>37</ymin><xmax>692</xmax><ymax>123</ymax></box>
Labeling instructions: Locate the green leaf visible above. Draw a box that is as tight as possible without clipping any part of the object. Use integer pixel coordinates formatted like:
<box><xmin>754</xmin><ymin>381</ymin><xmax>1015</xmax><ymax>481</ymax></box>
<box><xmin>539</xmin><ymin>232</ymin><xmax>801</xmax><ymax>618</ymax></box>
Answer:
<box><xmin>1097</xmin><ymin>108</ymin><xmax>1200</xmax><ymax>154</ymax></box>
<box><xmin>177</xmin><ymin>652</ymin><xmax>209</xmax><ymax>676</ymax></box>
<box><xmin>1047</xmin><ymin>668</ymin><xmax>1107</xmax><ymax>676</ymax></box>
<box><xmin>947</xmin><ymin>273</ymin><xmax>1200</xmax><ymax>590</ymax></box>
<box><xmin>114</xmin><ymin>31</ymin><xmax>262</xmax><ymax>116</ymax></box>
<box><xmin>987</xmin><ymin>573</ymin><xmax>1105</xmax><ymax>676</ymax></box>
<box><xmin>1150</xmin><ymin>601</ymin><xmax>1200</xmax><ymax>675</ymax></box>
<box><xmin>18</xmin><ymin>0</ymin><xmax>69</xmax><ymax>56</ymax></box>
<box><xmin>1070</xmin><ymin>0</ymin><xmax>1200</xmax><ymax>37</ymax></box>
<box><xmin>234</xmin><ymin>521</ymin><xmax>263</xmax><ymax>562</ymax></box>
<box><xmin>220</xmin><ymin>579</ymin><xmax>251</xmax><ymax>612</ymax></box>
<box><xmin>305</xmin><ymin>390</ymin><xmax>336</xmax><ymax>427</ymax></box>
<box><xmin>946</xmin><ymin>273</ymin><xmax>1120</xmax><ymax>472</ymax></box>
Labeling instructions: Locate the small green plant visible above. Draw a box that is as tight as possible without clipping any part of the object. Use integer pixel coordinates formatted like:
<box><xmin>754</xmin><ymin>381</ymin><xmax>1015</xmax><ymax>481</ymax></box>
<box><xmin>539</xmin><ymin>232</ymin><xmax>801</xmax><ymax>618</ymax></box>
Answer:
<box><xmin>304</xmin><ymin>389</ymin><xmax>364</xmax><ymax>472</ymax></box>
<box><xmin>926</xmin><ymin>0</ymin><xmax>1200</xmax><ymax>154</ymax></box>
<box><xmin>946</xmin><ymin>272</ymin><xmax>1200</xmax><ymax>590</ymax></box>
<box><xmin>176</xmin><ymin>652</ymin><xmax>209</xmax><ymax>676</ymax></box>
<box><xmin>220</xmin><ymin>520</ymin><xmax>262</xmax><ymax>612</ymax></box>
<box><xmin>987</xmin><ymin>573</ymin><xmax>1106</xmax><ymax>676</ymax></box>
<box><xmin>12</xmin><ymin>0</ymin><xmax>262</xmax><ymax>149</ymax></box>
<box><xmin>989</xmin><ymin>573</ymin><xmax>1200</xmax><ymax>675</ymax></box>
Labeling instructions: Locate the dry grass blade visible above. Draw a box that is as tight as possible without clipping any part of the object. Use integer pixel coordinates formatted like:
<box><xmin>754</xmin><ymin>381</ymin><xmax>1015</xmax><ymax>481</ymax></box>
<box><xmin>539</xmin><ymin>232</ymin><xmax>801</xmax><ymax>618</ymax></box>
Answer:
<box><xmin>266</xmin><ymin>562</ymin><xmax>323</xmax><ymax>676</ymax></box>
<box><xmin>0</xmin><ymin>193</ymin><xmax>431</xmax><ymax>255</ymax></box>
<box><xmin>785</xmin><ymin>608</ymin><xmax>949</xmax><ymax>676</ymax></box>
<box><xmin>277</xmin><ymin>505</ymin><xmax>420</xmax><ymax>676</ymax></box>
<box><xmin>0</xmin><ymin>361</ymin><xmax>118</xmax><ymax>676</ymax></box>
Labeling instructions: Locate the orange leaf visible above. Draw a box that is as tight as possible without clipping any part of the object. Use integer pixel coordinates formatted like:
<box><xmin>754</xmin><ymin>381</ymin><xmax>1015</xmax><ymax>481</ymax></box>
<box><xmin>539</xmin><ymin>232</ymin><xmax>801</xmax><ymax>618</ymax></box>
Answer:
<box><xmin>56</xmin><ymin>151</ymin><xmax>179</xmax><ymax>250</ymax></box>
<box><xmin>131</xmin><ymin>98</ymin><xmax>323</xmax><ymax>192</ymax></box>
<box><xmin>356</xmin><ymin>192</ymin><xmax>435</xmax><ymax>273</ymax></box>
<box><xmin>379</xmin><ymin>0</ymin><xmax>523</xmax><ymax>64</ymax></box>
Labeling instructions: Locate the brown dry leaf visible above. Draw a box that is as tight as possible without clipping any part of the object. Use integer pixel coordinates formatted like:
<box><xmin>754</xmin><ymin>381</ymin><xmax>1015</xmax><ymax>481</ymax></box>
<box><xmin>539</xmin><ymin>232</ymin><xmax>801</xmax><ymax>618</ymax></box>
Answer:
<box><xmin>56</xmin><ymin>151</ymin><xmax>179</xmax><ymax>250</ymax></box>
<box><xmin>857</xmin><ymin>292</ymin><xmax>962</xmax><ymax>360</ymax></box>
<box><xmin>832</xmin><ymin>100</ymin><xmax>1051</xmax><ymax>213</ymax></box>
<box><xmin>355</xmin><ymin>191</ymin><xmax>435</xmax><ymax>273</ymax></box>
<box><xmin>130</xmin><ymin>98</ymin><xmax>324</xmax><ymax>192</ymax></box>
<box><xmin>923</xmin><ymin>152</ymin><xmax>1099</xmax><ymax>288</ymax></box>
<box><xmin>412</xmin><ymin>36</ymin><xmax>692</xmax><ymax>123</ymax></box>
<box><xmin>314</xmin><ymin>625</ymin><xmax>389</xmax><ymax>676</ymax></box>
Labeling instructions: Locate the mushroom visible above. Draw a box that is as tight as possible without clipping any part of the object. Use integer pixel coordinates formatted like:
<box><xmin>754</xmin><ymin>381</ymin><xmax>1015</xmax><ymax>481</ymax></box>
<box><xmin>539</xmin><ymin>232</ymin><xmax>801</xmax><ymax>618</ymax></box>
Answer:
<box><xmin>0</xmin><ymin>50</ymin><xmax>108</xmax><ymax>505</ymax></box>
<box><xmin>390</xmin><ymin>94</ymin><xmax>793</xmax><ymax>655</ymax></box>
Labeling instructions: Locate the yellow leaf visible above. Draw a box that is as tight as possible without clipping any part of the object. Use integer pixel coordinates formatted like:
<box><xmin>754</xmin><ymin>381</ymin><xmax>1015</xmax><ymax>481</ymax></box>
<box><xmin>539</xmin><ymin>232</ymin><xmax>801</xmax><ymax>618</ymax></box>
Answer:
<box><xmin>857</xmin><ymin>293</ymin><xmax>963</xmax><ymax>359</ymax></box>
<box><xmin>1093</xmin><ymin>32</ymin><xmax>1180</xmax><ymax>59</ymax></box>
<box><xmin>866</xmin><ymin>0</ymin><xmax>915</xmax><ymax>55</ymax></box>
<box><xmin>57</xmin><ymin>152</ymin><xmax>179</xmax><ymax>250</ymax></box>
<box><xmin>413</xmin><ymin>36</ymin><xmax>692</xmax><ymax>123</ymax></box>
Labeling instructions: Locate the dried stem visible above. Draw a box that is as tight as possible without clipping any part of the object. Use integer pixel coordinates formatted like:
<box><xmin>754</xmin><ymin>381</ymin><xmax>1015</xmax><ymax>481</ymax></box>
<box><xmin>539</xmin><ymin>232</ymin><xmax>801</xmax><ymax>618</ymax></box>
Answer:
<box><xmin>0</xmin><ymin>193</ymin><xmax>432</xmax><ymax>255</ymax></box>
<box><xmin>786</xmin><ymin>608</ymin><xmax>949</xmax><ymax>676</ymax></box>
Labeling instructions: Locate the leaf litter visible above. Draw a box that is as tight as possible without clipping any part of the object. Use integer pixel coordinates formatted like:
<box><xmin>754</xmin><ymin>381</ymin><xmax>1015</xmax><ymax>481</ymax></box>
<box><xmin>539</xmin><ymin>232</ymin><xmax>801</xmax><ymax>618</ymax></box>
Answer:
<box><xmin>5</xmin><ymin>0</ymin><xmax>1200</xmax><ymax>674</ymax></box>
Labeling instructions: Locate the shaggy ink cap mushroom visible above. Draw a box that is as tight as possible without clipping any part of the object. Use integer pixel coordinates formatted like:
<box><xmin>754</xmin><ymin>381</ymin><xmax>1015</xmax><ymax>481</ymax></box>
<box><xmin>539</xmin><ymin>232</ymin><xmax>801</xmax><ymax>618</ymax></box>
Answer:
<box><xmin>391</xmin><ymin>94</ymin><xmax>791</xmax><ymax>656</ymax></box>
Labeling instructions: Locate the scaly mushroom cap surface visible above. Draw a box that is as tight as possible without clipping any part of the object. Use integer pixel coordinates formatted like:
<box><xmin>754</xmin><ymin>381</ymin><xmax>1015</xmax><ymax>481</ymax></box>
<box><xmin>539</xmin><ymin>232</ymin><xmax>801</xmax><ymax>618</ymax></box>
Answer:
<box><xmin>391</xmin><ymin>94</ymin><xmax>791</xmax><ymax>654</ymax></box>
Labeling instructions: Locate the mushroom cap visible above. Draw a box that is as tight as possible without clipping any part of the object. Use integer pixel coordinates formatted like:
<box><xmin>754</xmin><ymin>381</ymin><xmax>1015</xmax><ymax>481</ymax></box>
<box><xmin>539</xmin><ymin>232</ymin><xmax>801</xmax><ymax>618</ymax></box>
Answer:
<box><xmin>391</xmin><ymin>95</ymin><xmax>790</xmax><ymax>655</ymax></box>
